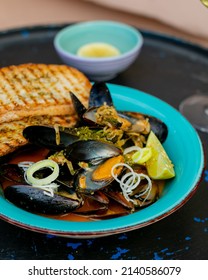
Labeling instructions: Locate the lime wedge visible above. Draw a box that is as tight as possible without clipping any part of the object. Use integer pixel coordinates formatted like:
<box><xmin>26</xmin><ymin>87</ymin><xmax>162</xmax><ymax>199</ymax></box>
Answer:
<box><xmin>132</xmin><ymin>147</ymin><xmax>152</xmax><ymax>164</ymax></box>
<box><xmin>146</xmin><ymin>131</ymin><xmax>175</xmax><ymax>179</ymax></box>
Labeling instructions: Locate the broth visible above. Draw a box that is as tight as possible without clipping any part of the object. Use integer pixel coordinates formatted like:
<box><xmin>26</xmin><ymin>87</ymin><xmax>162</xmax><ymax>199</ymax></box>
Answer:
<box><xmin>1</xmin><ymin>146</ymin><xmax>134</xmax><ymax>222</ymax></box>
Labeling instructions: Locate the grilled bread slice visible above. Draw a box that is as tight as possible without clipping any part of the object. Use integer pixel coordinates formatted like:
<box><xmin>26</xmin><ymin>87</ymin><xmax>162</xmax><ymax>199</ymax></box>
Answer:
<box><xmin>0</xmin><ymin>63</ymin><xmax>91</xmax><ymax>124</ymax></box>
<box><xmin>0</xmin><ymin>115</ymin><xmax>78</xmax><ymax>157</ymax></box>
<box><xmin>0</xmin><ymin>63</ymin><xmax>91</xmax><ymax>157</ymax></box>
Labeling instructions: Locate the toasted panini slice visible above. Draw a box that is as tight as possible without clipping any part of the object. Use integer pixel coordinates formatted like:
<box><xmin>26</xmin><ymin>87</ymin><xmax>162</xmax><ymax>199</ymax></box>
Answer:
<box><xmin>0</xmin><ymin>115</ymin><xmax>77</xmax><ymax>157</ymax></box>
<box><xmin>0</xmin><ymin>63</ymin><xmax>91</xmax><ymax>124</ymax></box>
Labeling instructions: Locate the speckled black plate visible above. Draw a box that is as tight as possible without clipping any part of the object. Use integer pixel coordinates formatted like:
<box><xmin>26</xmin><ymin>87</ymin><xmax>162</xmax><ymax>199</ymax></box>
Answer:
<box><xmin>0</xmin><ymin>24</ymin><xmax>208</xmax><ymax>257</ymax></box>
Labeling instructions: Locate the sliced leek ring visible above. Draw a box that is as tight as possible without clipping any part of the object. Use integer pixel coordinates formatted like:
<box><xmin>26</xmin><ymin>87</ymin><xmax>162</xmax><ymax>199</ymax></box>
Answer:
<box><xmin>26</xmin><ymin>159</ymin><xmax>59</xmax><ymax>186</ymax></box>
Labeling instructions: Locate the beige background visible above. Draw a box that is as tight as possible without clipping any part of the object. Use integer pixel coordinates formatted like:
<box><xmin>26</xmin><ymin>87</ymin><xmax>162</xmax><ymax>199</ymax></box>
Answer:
<box><xmin>88</xmin><ymin>0</ymin><xmax>208</xmax><ymax>38</ymax></box>
<box><xmin>0</xmin><ymin>0</ymin><xmax>208</xmax><ymax>47</ymax></box>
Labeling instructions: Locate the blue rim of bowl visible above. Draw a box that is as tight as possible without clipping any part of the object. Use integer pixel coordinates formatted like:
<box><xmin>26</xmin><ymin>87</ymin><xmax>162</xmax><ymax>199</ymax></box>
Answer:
<box><xmin>53</xmin><ymin>20</ymin><xmax>143</xmax><ymax>62</ymax></box>
<box><xmin>0</xmin><ymin>84</ymin><xmax>205</xmax><ymax>237</ymax></box>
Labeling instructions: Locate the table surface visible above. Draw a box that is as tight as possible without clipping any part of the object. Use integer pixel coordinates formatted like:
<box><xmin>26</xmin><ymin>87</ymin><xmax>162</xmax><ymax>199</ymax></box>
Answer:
<box><xmin>0</xmin><ymin>24</ymin><xmax>207</xmax><ymax>260</ymax></box>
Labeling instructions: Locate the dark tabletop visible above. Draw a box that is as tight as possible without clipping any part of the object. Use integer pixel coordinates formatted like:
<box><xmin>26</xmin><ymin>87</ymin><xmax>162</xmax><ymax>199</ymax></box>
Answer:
<box><xmin>0</xmin><ymin>24</ymin><xmax>207</xmax><ymax>260</ymax></box>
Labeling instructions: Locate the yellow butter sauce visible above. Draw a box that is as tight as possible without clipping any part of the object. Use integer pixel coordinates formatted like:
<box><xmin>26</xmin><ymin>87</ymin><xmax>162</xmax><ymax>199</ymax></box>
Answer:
<box><xmin>77</xmin><ymin>42</ymin><xmax>120</xmax><ymax>58</ymax></box>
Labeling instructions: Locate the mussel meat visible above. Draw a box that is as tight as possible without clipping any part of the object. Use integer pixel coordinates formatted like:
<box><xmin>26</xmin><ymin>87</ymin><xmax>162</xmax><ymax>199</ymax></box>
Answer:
<box><xmin>74</xmin><ymin>155</ymin><xmax>124</xmax><ymax>193</ymax></box>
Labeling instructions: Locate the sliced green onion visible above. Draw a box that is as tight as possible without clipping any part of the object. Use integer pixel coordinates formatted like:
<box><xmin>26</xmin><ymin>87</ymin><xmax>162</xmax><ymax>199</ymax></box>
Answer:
<box><xmin>111</xmin><ymin>162</ymin><xmax>152</xmax><ymax>204</ymax></box>
<box><xmin>123</xmin><ymin>145</ymin><xmax>152</xmax><ymax>164</ymax></box>
<box><xmin>132</xmin><ymin>147</ymin><xmax>152</xmax><ymax>164</ymax></box>
<box><xmin>18</xmin><ymin>161</ymin><xmax>34</xmax><ymax>171</ymax></box>
<box><xmin>25</xmin><ymin>159</ymin><xmax>59</xmax><ymax>186</ymax></box>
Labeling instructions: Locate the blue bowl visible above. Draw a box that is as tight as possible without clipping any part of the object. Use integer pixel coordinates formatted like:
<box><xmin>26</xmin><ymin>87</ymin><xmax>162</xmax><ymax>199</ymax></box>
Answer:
<box><xmin>0</xmin><ymin>84</ymin><xmax>204</xmax><ymax>238</ymax></box>
<box><xmin>54</xmin><ymin>21</ymin><xmax>143</xmax><ymax>81</ymax></box>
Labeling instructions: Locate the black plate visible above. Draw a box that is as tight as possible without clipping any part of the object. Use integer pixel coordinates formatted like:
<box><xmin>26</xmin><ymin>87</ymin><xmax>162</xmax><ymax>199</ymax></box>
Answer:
<box><xmin>0</xmin><ymin>24</ymin><xmax>208</xmax><ymax>260</ymax></box>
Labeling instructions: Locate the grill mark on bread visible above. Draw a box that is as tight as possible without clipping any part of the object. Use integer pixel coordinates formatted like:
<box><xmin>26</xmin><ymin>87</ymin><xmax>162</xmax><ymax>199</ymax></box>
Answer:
<box><xmin>0</xmin><ymin>63</ymin><xmax>91</xmax><ymax>124</ymax></box>
<box><xmin>7</xmin><ymin>66</ymin><xmax>38</xmax><ymax>108</ymax></box>
<box><xmin>20</xmin><ymin>66</ymin><xmax>45</xmax><ymax>105</ymax></box>
<box><xmin>0</xmin><ymin>70</ymin><xmax>25</xmax><ymax>110</ymax></box>
<box><xmin>27</xmin><ymin>66</ymin><xmax>59</xmax><ymax>105</ymax></box>
<box><xmin>21</xmin><ymin>67</ymin><xmax>44</xmax><ymax>106</ymax></box>
<box><xmin>45</xmin><ymin>65</ymin><xmax>69</xmax><ymax>104</ymax></box>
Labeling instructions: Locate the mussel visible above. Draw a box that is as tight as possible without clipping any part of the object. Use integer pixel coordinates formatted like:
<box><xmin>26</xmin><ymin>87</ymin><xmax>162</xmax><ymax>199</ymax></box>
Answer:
<box><xmin>23</xmin><ymin>125</ymin><xmax>79</xmax><ymax>151</ymax></box>
<box><xmin>0</xmin><ymin>162</ymin><xmax>83</xmax><ymax>214</ymax></box>
<box><xmin>118</xmin><ymin>111</ymin><xmax>168</xmax><ymax>143</ymax></box>
<box><xmin>64</xmin><ymin>140</ymin><xmax>122</xmax><ymax>165</ymax></box>
<box><xmin>71</xmin><ymin>81</ymin><xmax>168</xmax><ymax>143</ymax></box>
<box><xmin>4</xmin><ymin>185</ymin><xmax>82</xmax><ymax>214</ymax></box>
<box><xmin>129</xmin><ymin>181</ymin><xmax>160</xmax><ymax>208</ymax></box>
<box><xmin>74</xmin><ymin>154</ymin><xmax>124</xmax><ymax>193</ymax></box>
<box><xmin>89</xmin><ymin>81</ymin><xmax>113</xmax><ymax>108</ymax></box>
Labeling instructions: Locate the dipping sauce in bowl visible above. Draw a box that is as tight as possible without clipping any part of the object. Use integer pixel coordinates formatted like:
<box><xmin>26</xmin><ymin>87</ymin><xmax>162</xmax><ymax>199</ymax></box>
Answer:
<box><xmin>77</xmin><ymin>42</ymin><xmax>121</xmax><ymax>58</ymax></box>
<box><xmin>54</xmin><ymin>20</ymin><xmax>143</xmax><ymax>81</ymax></box>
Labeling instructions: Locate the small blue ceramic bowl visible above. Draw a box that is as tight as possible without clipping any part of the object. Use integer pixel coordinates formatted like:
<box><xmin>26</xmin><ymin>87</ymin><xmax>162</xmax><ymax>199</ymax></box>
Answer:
<box><xmin>54</xmin><ymin>21</ymin><xmax>143</xmax><ymax>81</ymax></box>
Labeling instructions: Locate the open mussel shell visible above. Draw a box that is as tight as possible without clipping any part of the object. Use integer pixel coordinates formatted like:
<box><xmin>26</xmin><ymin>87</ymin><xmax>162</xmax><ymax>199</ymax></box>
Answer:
<box><xmin>129</xmin><ymin>181</ymin><xmax>161</xmax><ymax>208</ymax></box>
<box><xmin>69</xmin><ymin>82</ymin><xmax>113</xmax><ymax>126</ymax></box>
<box><xmin>73</xmin><ymin>189</ymin><xmax>131</xmax><ymax>219</ymax></box>
<box><xmin>64</xmin><ymin>140</ymin><xmax>122</xmax><ymax>165</ymax></box>
<box><xmin>4</xmin><ymin>185</ymin><xmax>82</xmax><ymax>215</ymax></box>
<box><xmin>104</xmin><ymin>188</ymin><xmax>134</xmax><ymax>210</ymax></box>
<box><xmin>70</xmin><ymin>92</ymin><xmax>87</xmax><ymax>116</ymax></box>
<box><xmin>70</xmin><ymin>92</ymin><xmax>87</xmax><ymax>126</ymax></box>
<box><xmin>119</xmin><ymin>111</ymin><xmax>168</xmax><ymax>143</ymax></box>
<box><xmin>89</xmin><ymin>81</ymin><xmax>113</xmax><ymax>107</ymax></box>
<box><xmin>23</xmin><ymin>125</ymin><xmax>79</xmax><ymax>151</ymax></box>
<box><xmin>81</xmin><ymin>190</ymin><xmax>132</xmax><ymax>219</ymax></box>
<box><xmin>148</xmin><ymin>116</ymin><xmax>168</xmax><ymax>143</ymax></box>
<box><xmin>75</xmin><ymin>197</ymin><xmax>130</xmax><ymax>219</ymax></box>
<box><xmin>89</xmin><ymin>82</ymin><xmax>168</xmax><ymax>142</ymax></box>
<box><xmin>75</xmin><ymin>166</ymin><xmax>113</xmax><ymax>194</ymax></box>
<box><xmin>74</xmin><ymin>155</ymin><xmax>124</xmax><ymax>193</ymax></box>
<box><xmin>89</xmin><ymin>203</ymin><xmax>131</xmax><ymax>220</ymax></box>
<box><xmin>69</xmin><ymin>82</ymin><xmax>168</xmax><ymax>143</ymax></box>
<box><xmin>83</xmin><ymin>190</ymin><xmax>110</xmax><ymax>205</ymax></box>
<box><xmin>82</xmin><ymin>107</ymin><xmax>99</xmax><ymax>127</ymax></box>
<box><xmin>73</xmin><ymin>196</ymin><xmax>108</xmax><ymax>215</ymax></box>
